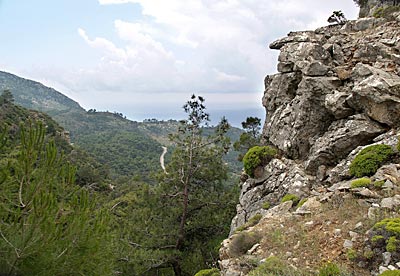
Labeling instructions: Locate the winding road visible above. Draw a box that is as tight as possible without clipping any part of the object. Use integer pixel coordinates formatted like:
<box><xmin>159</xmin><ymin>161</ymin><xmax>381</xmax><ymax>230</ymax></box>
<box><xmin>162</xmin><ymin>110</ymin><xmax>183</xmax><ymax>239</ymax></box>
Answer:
<box><xmin>160</xmin><ymin>146</ymin><xmax>168</xmax><ymax>174</ymax></box>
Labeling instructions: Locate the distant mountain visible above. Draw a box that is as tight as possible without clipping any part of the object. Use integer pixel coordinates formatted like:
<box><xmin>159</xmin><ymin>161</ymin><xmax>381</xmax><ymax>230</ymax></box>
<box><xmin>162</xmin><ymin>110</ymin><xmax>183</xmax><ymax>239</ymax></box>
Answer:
<box><xmin>0</xmin><ymin>71</ymin><xmax>243</xmax><ymax>178</ymax></box>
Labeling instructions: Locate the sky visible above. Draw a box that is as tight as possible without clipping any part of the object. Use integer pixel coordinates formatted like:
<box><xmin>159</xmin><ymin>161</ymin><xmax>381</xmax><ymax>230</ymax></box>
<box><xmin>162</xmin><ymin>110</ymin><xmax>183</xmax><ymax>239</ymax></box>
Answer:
<box><xmin>0</xmin><ymin>0</ymin><xmax>359</xmax><ymax>126</ymax></box>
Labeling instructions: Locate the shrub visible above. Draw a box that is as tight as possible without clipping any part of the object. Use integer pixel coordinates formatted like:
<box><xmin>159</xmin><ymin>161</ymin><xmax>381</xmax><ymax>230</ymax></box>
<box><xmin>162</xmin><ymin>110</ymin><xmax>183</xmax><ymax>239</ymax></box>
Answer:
<box><xmin>386</xmin><ymin>236</ymin><xmax>398</xmax><ymax>252</ymax></box>
<box><xmin>236</xmin><ymin>214</ymin><xmax>263</xmax><ymax>232</ymax></box>
<box><xmin>371</xmin><ymin>235</ymin><xmax>385</xmax><ymax>243</ymax></box>
<box><xmin>194</xmin><ymin>268</ymin><xmax>220</xmax><ymax>276</ymax></box>
<box><xmin>373</xmin><ymin>6</ymin><xmax>400</xmax><ymax>18</ymax></box>
<box><xmin>297</xmin><ymin>198</ymin><xmax>308</xmax><ymax>208</ymax></box>
<box><xmin>374</xmin><ymin>180</ymin><xmax>385</xmax><ymax>189</ymax></box>
<box><xmin>262</xmin><ymin>201</ymin><xmax>271</xmax><ymax>210</ymax></box>
<box><xmin>318</xmin><ymin>262</ymin><xmax>348</xmax><ymax>276</ymax></box>
<box><xmin>374</xmin><ymin>218</ymin><xmax>400</xmax><ymax>235</ymax></box>
<box><xmin>319</xmin><ymin>262</ymin><xmax>340</xmax><ymax>276</ymax></box>
<box><xmin>349</xmin><ymin>144</ymin><xmax>394</xmax><ymax>177</ymax></box>
<box><xmin>397</xmin><ymin>136</ymin><xmax>400</xmax><ymax>152</ymax></box>
<box><xmin>350</xmin><ymin>177</ymin><xmax>371</xmax><ymax>188</ymax></box>
<box><xmin>243</xmin><ymin>146</ymin><xmax>277</xmax><ymax>177</ymax></box>
<box><xmin>281</xmin><ymin>194</ymin><xmax>300</xmax><ymax>205</ymax></box>
<box><xmin>346</xmin><ymin>249</ymin><xmax>357</xmax><ymax>261</ymax></box>
<box><xmin>229</xmin><ymin>231</ymin><xmax>261</xmax><ymax>257</ymax></box>
<box><xmin>379</xmin><ymin>270</ymin><xmax>400</xmax><ymax>276</ymax></box>
<box><xmin>248</xmin><ymin>256</ymin><xmax>303</xmax><ymax>276</ymax></box>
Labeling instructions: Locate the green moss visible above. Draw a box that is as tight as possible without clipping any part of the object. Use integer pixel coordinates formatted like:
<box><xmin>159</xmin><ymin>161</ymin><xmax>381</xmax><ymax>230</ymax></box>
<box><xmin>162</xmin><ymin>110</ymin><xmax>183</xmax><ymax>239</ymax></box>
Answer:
<box><xmin>281</xmin><ymin>194</ymin><xmax>300</xmax><ymax>205</ymax></box>
<box><xmin>350</xmin><ymin>177</ymin><xmax>371</xmax><ymax>188</ymax></box>
<box><xmin>243</xmin><ymin>146</ymin><xmax>277</xmax><ymax>177</ymax></box>
<box><xmin>374</xmin><ymin>180</ymin><xmax>385</xmax><ymax>189</ymax></box>
<box><xmin>194</xmin><ymin>268</ymin><xmax>220</xmax><ymax>276</ymax></box>
<box><xmin>386</xmin><ymin>236</ymin><xmax>398</xmax><ymax>252</ymax></box>
<box><xmin>235</xmin><ymin>214</ymin><xmax>262</xmax><ymax>232</ymax></box>
<box><xmin>379</xmin><ymin>270</ymin><xmax>400</xmax><ymax>276</ymax></box>
<box><xmin>397</xmin><ymin>136</ymin><xmax>400</xmax><ymax>152</ymax></box>
<box><xmin>262</xmin><ymin>202</ymin><xmax>271</xmax><ymax>210</ymax></box>
<box><xmin>297</xmin><ymin>198</ymin><xmax>308</xmax><ymax>208</ymax></box>
<box><xmin>349</xmin><ymin>144</ymin><xmax>394</xmax><ymax>177</ymax></box>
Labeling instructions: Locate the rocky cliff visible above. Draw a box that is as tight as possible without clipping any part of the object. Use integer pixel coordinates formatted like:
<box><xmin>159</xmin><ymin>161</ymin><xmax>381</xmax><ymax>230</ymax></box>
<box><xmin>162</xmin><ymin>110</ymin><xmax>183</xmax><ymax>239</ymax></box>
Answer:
<box><xmin>220</xmin><ymin>12</ymin><xmax>400</xmax><ymax>276</ymax></box>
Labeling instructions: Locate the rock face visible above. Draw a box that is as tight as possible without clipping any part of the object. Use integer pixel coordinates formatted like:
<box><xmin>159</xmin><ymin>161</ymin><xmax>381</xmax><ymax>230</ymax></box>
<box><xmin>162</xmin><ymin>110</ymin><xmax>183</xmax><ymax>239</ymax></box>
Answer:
<box><xmin>221</xmin><ymin>13</ymin><xmax>400</xmax><ymax>276</ymax></box>
<box><xmin>358</xmin><ymin>0</ymin><xmax>400</xmax><ymax>18</ymax></box>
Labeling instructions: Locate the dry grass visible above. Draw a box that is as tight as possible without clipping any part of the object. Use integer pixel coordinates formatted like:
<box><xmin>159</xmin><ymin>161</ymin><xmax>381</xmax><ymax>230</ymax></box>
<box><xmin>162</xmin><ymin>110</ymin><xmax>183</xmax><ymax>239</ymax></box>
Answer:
<box><xmin>252</xmin><ymin>194</ymin><xmax>374</xmax><ymax>275</ymax></box>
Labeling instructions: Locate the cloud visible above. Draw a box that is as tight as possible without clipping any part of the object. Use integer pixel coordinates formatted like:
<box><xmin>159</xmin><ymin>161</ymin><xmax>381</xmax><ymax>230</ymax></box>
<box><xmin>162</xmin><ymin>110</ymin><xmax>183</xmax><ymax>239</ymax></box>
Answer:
<box><xmin>64</xmin><ymin>0</ymin><xmax>358</xmax><ymax>121</ymax></box>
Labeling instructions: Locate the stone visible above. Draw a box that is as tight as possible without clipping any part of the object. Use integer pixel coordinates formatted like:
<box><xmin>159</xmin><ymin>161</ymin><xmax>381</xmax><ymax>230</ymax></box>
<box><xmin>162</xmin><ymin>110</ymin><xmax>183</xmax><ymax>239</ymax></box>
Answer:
<box><xmin>380</xmin><ymin>266</ymin><xmax>389</xmax><ymax>274</ymax></box>
<box><xmin>354</xmin><ymin>222</ymin><xmax>363</xmax><ymax>230</ymax></box>
<box><xmin>348</xmin><ymin>65</ymin><xmax>400</xmax><ymax>128</ymax></box>
<box><xmin>277</xmin><ymin>62</ymin><xmax>294</xmax><ymax>73</ymax></box>
<box><xmin>295</xmin><ymin>197</ymin><xmax>321</xmax><ymax>215</ymax></box>
<box><xmin>334</xmin><ymin>229</ymin><xmax>342</xmax><ymax>237</ymax></box>
<box><xmin>381</xmin><ymin>195</ymin><xmax>400</xmax><ymax>210</ymax></box>
<box><xmin>303</xmin><ymin>61</ymin><xmax>329</xmax><ymax>76</ymax></box>
<box><xmin>343</xmin><ymin>239</ymin><xmax>353</xmax><ymax>249</ymax></box>
<box><xmin>368</xmin><ymin>206</ymin><xmax>380</xmax><ymax>220</ymax></box>
<box><xmin>389</xmin><ymin>265</ymin><xmax>397</xmax><ymax>270</ymax></box>
<box><xmin>305</xmin><ymin>114</ymin><xmax>385</xmax><ymax>173</ymax></box>
<box><xmin>247</xmin><ymin>243</ymin><xmax>260</xmax><ymax>255</ymax></box>
<box><xmin>351</xmin><ymin>188</ymin><xmax>380</xmax><ymax>198</ymax></box>
<box><xmin>383</xmin><ymin>252</ymin><xmax>392</xmax><ymax>266</ymax></box>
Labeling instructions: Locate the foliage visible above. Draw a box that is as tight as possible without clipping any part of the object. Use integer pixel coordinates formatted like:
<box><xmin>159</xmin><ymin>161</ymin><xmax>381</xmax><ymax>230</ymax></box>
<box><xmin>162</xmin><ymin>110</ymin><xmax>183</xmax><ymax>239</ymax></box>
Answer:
<box><xmin>350</xmin><ymin>177</ymin><xmax>371</xmax><ymax>188</ymax></box>
<box><xmin>243</xmin><ymin>146</ymin><xmax>277</xmax><ymax>177</ymax></box>
<box><xmin>262</xmin><ymin>201</ymin><xmax>271</xmax><ymax>210</ymax></box>
<box><xmin>233</xmin><ymin>117</ymin><xmax>262</xmax><ymax>161</ymax></box>
<box><xmin>374</xmin><ymin>218</ymin><xmax>400</xmax><ymax>235</ymax></box>
<box><xmin>386</xmin><ymin>236</ymin><xmax>398</xmax><ymax>252</ymax></box>
<box><xmin>318</xmin><ymin>262</ymin><xmax>350</xmax><ymax>276</ymax></box>
<box><xmin>194</xmin><ymin>268</ymin><xmax>220</xmax><ymax>276</ymax></box>
<box><xmin>349</xmin><ymin>144</ymin><xmax>394</xmax><ymax>177</ymax></box>
<box><xmin>297</xmin><ymin>198</ymin><xmax>308</xmax><ymax>208</ymax></box>
<box><xmin>235</xmin><ymin>214</ymin><xmax>262</xmax><ymax>232</ymax></box>
<box><xmin>248</xmin><ymin>256</ymin><xmax>304</xmax><ymax>276</ymax></box>
<box><xmin>373</xmin><ymin>5</ymin><xmax>400</xmax><ymax>18</ymax></box>
<box><xmin>374</xmin><ymin>180</ymin><xmax>385</xmax><ymax>188</ymax></box>
<box><xmin>327</xmin><ymin>11</ymin><xmax>347</xmax><ymax>24</ymax></box>
<box><xmin>111</xmin><ymin>95</ymin><xmax>238</xmax><ymax>276</ymax></box>
<box><xmin>229</xmin><ymin>231</ymin><xmax>261</xmax><ymax>257</ymax></box>
<box><xmin>397</xmin><ymin>136</ymin><xmax>400</xmax><ymax>152</ymax></box>
<box><xmin>281</xmin><ymin>194</ymin><xmax>300</xmax><ymax>205</ymax></box>
<box><xmin>0</xmin><ymin>122</ymin><xmax>113</xmax><ymax>276</ymax></box>
<box><xmin>380</xmin><ymin>270</ymin><xmax>400</xmax><ymax>276</ymax></box>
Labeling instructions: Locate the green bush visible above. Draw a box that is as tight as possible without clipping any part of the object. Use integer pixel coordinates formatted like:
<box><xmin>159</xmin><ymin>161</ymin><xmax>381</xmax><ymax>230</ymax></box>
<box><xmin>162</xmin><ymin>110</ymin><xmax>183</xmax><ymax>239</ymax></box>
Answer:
<box><xmin>262</xmin><ymin>202</ymin><xmax>271</xmax><ymax>210</ymax></box>
<box><xmin>386</xmin><ymin>236</ymin><xmax>398</xmax><ymax>252</ymax></box>
<box><xmin>349</xmin><ymin>144</ymin><xmax>394</xmax><ymax>177</ymax></box>
<box><xmin>371</xmin><ymin>235</ymin><xmax>385</xmax><ymax>243</ymax></box>
<box><xmin>297</xmin><ymin>198</ymin><xmax>308</xmax><ymax>208</ymax></box>
<box><xmin>281</xmin><ymin>194</ymin><xmax>300</xmax><ymax>205</ymax></box>
<box><xmin>374</xmin><ymin>218</ymin><xmax>400</xmax><ymax>235</ymax></box>
<box><xmin>379</xmin><ymin>270</ymin><xmax>400</xmax><ymax>276</ymax></box>
<box><xmin>229</xmin><ymin>231</ymin><xmax>261</xmax><ymax>257</ymax></box>
<box><xmin>374</xmin><ymin>180</ymin><xmax>385</xmax><ymax>189</ymax></box>
<box><xmin>318</xmin><ymin>262</ymin><xmax>342</xmax><ymax>276</ymax></box>
<box><xmin>248</xmin><ymin>256</ymin><xmax>303</xmax><ymax>276</ymax></box>
<box><xmin>235</xmin><ymin>214</ymin><xmax>262</xmax><ymax>232</ymax></box>
<box><xmin>194</xmin><ymin>268</ymin><xmax>220</xmax><ymax>276</ymax></box>
<box><xmin>243</xmin><ymin>146</ymin><xmax>277</xmax><ymax>177</ymax></box>
<box><xmin>397</xmin><ymin>136</ymin><xmax>400</xmax><ymax>152</ymax></box>
<box><xmin>350</xmin><ymin>177</ymin><xmax>371</xmax><ymax>188</ymax></box>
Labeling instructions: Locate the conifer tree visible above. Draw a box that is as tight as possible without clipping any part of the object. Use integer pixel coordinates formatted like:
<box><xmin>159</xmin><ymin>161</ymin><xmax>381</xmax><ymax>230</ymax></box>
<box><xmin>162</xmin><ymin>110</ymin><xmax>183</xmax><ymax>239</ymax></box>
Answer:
<box><xmin>0</xmin><ymin>122</ymin><xmax>113</xmax><ymax>276</ymax></box>
<box><xmin>113</xmin><ymin>95</ymin><xmax>237</xmax><ymax>276</ymax></box>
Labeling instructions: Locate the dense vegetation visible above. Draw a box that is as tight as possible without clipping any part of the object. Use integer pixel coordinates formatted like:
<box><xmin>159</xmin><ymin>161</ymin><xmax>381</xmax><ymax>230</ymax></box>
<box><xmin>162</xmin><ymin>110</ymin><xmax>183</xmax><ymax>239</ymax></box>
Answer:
<box><xmin>0</xmin><ymin>91</ymin><xmax>239</xmax><ymax>275</ymax></box>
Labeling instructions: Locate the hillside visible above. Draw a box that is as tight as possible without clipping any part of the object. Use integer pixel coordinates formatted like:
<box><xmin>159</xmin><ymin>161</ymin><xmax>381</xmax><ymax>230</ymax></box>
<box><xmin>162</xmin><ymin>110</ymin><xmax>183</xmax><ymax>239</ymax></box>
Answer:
<box><xmin>220</xmin><ymin>10</ymin><xmax>400</xmax><ymax>276</ymax></box>
<box><xmin>0</xmin><ymin>71</ymin><xmax>243</xmax><ymax>179</ymax></box>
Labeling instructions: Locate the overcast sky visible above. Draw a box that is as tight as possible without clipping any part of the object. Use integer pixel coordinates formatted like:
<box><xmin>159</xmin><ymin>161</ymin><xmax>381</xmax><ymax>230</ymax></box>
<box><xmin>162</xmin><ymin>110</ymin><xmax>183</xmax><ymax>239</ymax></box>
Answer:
<box><xmin>0</xmin><ymin>0</ymin><xmax>358</xmax><ymax>126</ymax></box>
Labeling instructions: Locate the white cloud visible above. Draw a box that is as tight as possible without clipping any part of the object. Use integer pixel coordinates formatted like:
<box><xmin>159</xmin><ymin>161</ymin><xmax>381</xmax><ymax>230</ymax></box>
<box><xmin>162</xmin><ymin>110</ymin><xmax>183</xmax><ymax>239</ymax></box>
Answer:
<box><xmin>70</xmin><ymin>0</ymin><xmax>359</xmax><ymax>121</ymax></box>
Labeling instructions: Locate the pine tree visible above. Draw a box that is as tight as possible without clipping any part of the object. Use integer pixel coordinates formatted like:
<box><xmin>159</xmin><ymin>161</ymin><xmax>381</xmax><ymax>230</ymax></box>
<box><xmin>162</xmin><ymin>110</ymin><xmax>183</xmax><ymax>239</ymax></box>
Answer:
<box><xmin>0</xmin><ymin>122</ymin><xmax>113</xmax><ymax>276</ymax></box>
<box><xmin>112</xmin><ymin>95</ymin><xmax>237</xmax><ymax>276</ymax></box>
